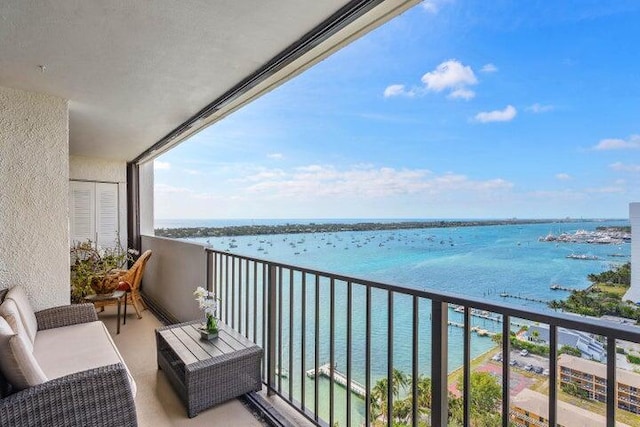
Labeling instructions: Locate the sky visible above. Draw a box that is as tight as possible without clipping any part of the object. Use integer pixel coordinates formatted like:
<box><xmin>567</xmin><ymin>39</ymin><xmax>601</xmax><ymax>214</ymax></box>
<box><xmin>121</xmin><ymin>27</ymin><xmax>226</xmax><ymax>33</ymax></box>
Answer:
<box><xmin>154</xmin><ymin>0</ymin><xmax>640</xmax><ymax>220</ymax></box>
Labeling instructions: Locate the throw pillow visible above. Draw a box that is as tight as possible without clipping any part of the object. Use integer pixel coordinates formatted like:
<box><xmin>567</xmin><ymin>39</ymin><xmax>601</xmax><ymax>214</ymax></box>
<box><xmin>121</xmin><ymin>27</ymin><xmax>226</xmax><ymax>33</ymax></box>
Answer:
<box><xmin>5</xmin><ymin>286</ymin><xmax>38</xmax><ymax>345</ymax></box>
<box><xmin>0</xmin><ymin>317</ymin><xmax>47</xmax><ymax>390</ymax></box>
<box><xmin>0</xmin><ymin>299</ymin><xmax>33</xmax><ymax>352</ymax></box>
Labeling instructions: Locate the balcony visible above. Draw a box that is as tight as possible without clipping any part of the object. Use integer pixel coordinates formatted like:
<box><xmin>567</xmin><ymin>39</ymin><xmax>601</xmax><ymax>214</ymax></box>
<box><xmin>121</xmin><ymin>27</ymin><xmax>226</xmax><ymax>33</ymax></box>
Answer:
<box><xmin>140</xmin><ymin>235</ymin><xmax>640</xmax><ymax>426</ymax></box>
<box><xmin>95</xmin><ymin>303</ymin><xmax>264</xmax><ymax>426</ymax></box>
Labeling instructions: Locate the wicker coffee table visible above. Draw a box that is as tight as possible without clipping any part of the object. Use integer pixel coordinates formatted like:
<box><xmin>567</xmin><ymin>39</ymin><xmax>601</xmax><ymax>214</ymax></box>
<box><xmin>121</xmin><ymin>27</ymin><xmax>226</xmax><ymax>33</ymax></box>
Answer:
<box><xmin>155</xmin><ymin>320</ymin><xmax>263</xmax><ymax>417</ymax></box>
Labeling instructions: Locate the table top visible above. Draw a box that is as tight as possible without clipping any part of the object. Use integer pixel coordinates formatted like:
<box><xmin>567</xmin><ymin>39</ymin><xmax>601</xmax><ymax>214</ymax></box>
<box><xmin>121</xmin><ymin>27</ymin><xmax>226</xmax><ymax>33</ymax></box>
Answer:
<box><xmin>84</xmin><ymin>290</ymin><xmax>126</xmax><ymax>302</ymax></box>
<box><xmin>157</xmin><ymin>321</ymin><xmax>260</xmax><ymax>366</ymax></box>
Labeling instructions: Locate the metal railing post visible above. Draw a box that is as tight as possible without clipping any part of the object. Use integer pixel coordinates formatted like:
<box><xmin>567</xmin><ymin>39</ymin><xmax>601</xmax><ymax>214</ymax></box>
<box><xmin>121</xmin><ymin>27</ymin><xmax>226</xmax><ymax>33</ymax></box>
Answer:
<box><xmin>206</xmin><ymin>250</ymin><xmax>213</xmax><ymax>293</ymax></box>
<box><xmin>267</xmin><ymin>263</ymin><xmax>277</xmax><ymax>395</ymax></box>
<box><xmin>431</xmin><ymin>299</ymin><xmax>448</xmax><ymax>427</ymax></box>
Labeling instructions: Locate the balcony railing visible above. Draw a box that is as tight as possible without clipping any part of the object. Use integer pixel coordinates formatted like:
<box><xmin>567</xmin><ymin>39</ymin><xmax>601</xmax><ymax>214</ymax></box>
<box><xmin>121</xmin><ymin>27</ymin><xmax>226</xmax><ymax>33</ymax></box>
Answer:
<box><xmin>202</xmin><ymin>248</ymin><xmax>640</xmax><ymax>426</ymax></box>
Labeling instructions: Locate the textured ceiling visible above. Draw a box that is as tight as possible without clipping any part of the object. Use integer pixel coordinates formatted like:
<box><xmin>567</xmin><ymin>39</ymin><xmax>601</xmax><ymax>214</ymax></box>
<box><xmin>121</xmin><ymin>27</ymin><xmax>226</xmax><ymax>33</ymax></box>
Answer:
<box><xmin>0</xmin><ymin>1</ymin><xmax>364</xmax><ymax>161</ymax></box>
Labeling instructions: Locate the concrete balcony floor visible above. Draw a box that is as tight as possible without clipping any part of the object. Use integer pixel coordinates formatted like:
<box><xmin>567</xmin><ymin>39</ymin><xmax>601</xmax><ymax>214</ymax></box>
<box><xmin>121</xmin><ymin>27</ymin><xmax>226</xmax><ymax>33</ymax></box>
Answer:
<box><xmin>96</xmin><ymin>304</ymin><xmax>266</xmax><ymax>427</ymax></box>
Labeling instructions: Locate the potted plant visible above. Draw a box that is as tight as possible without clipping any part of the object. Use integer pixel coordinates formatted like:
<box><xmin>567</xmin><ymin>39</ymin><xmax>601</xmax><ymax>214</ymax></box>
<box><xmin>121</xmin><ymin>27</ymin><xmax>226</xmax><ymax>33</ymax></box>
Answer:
<box><xmin>194</xmin><ymin>286</ymin><xmax>220</xmax><ymax>340</ymax></box>
<box><xmin>70</xmin><ymin>239</ymin><xmax>137</xmax><ymax>302</ymax></box>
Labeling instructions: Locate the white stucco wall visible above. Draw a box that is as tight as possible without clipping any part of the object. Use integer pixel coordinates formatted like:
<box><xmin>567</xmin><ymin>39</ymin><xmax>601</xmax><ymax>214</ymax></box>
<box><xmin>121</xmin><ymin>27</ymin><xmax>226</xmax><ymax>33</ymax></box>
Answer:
<box><xmin>0</xmin><ymin>86</ymin><xmax>70</xmax><ymax>310</ymax></box>
<box><xmin>141</xmin><ymin>235</ymin><xmax>205</xmax><ymax>322</ymax></box>
<box><xmin>624</xmin><ymin>203</ymin><xmax>640</xmax><ymax>302</ymax></box>
<box><xmin>69</xmin><ymin>155</ymin><xmax>126</xmax><ymax>182</ymax></box>
<box><xmin>69</xmin><ymin>155</ymin><xmax>128</xmax><ymax>246</ymax></box>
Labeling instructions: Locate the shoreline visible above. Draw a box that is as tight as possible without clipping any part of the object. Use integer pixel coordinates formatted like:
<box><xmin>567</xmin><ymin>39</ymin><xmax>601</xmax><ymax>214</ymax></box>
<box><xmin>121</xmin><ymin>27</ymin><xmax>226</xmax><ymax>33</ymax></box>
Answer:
<box><xmin>155</xmin><ymin>218</ymin><xmax>617</xmax><ymax>239</ymax></box>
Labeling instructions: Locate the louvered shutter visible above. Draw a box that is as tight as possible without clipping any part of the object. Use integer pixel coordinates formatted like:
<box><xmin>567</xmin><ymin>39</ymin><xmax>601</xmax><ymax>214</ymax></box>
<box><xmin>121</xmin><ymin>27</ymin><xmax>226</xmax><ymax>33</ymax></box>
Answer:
<box><xmin>96</xmin><ymin>183</ymin><xmax>119</xmax><ymax>249</ymax></box>
<box><xmin>69</xmin><ymin>181</ymin><xmax>120</xmax><ymax>249</ymax></box>
<box><xmin>69</xmin><ymin>181</ymin><xmax>95</xmax><ymax>245</ymax></box>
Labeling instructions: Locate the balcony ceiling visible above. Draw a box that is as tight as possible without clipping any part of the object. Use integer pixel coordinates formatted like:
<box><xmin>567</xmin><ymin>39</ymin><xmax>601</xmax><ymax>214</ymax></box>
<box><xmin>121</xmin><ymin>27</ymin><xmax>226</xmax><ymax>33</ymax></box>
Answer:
<box><xmin>0</xmin><ymin>1</ymin><xmax>398</xmax><ymax>162</ymax></box>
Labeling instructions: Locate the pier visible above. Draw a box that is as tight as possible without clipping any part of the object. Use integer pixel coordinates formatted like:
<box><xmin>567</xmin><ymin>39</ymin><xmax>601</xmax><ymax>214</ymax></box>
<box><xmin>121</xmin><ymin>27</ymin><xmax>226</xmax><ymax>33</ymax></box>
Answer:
<box><xmin>452</xmin><ymin>306</ymin><xmax>526</xmax><ymax>327</ymax></box>
<box><xmin>499</xmin><ymin>293</ymin><xmax>548</xmax><ymax>304</ymax></box>
<box><xmin>447</xmin><ymin>321</ymin><xmax>495</xmax><ymax>337</ymax></box>
<box><xmin>306</xmin><ymin>363</ymin><xmax>366</xmax><ymax>398</ymax></box>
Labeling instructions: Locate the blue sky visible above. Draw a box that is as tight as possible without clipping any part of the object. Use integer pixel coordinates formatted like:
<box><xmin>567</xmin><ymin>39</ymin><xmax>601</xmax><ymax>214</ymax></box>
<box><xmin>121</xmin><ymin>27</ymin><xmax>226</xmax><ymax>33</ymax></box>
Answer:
<box><xmin>155</xmin><ymin>0</ymin><xmax>640</xmax><ymax>220</ymax></box>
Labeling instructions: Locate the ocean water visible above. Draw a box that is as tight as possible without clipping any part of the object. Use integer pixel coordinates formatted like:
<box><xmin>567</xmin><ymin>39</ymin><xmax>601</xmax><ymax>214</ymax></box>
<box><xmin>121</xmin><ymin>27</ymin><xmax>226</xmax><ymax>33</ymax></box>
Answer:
<box><xmin>156</xmin><ymin>218</ymin><xmax>630</xmax><ymax>424</ymax></box>
<box><xmin>158</xmin><ymin>219</ymin><xmax>630</xmax><ymax>311</ymax></box>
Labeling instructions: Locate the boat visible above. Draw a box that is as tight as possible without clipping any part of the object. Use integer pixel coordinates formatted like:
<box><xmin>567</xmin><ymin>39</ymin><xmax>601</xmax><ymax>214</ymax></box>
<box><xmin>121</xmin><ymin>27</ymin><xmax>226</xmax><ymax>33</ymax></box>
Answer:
<box><xmin>566</xmin><ymin>254</ymin><xmax>599</xmax><ymax>260</ymax></box>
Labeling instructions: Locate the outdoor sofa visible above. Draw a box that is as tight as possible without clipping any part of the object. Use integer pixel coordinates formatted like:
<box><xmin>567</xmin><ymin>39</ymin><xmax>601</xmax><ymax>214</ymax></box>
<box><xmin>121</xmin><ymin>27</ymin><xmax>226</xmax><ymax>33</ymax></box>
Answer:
<box><xmin>0</xmin><ymin>286</ymin><xmax>137</xmax><ymax>426</ymax></box>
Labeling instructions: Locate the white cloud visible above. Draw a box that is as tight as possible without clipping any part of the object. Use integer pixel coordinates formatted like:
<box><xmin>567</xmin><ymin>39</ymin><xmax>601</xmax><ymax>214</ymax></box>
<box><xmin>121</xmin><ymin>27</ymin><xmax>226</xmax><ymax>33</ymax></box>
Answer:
<box><xmin>384</xmin><ymin>59</ymin><xmax>477</xmax><ymax>100</ymax></box>
<box><xmin>526</xmin><ymin>103</ymin><xmax>555</xmax><ymax>113</ymax></box>
<box><xmin>474</xmin><ymin>105</ymin><xmax>517</xmax><ymax>123</ymax></box>
<box><xmin>480</xmin><ymin>63</ymin><xmax>498</xmax><ymax>73</ymax></box>
<box><xmin>267</xmin><ymin>153</ymin><xmax>284</xmax><ymax>159</ymax></box>
<box><xmin>610</xmin><ymin>162</ymin><xmax>640</xmax><ymax>172</ymax></box>
<box><xmin>555</xmin><ymin>173</ymin><xmax>572</xmax><ymax>180</ymax></box>
<box><xmin>593</xmin><ymin>135</ymin><xmax>640</xmax><ymax>150</ymax></box>
<box><xmin>448</xmin><ymin>88</ymin><xmax>476</xmax><ymax>100</ymax></box>
<box><xmin>154</xmin><ymin>160</ymin><xmax>171</xmax><ymax>170</ymax></box>
<box><xmin>242</xmin><ymin>164</ymin><xmax>512</xmax><ymax>200</ymax></box>
<box><xmin>585</xmin><ymin>186</ymin><xmax>625</xmax><ymax>194</ymax></box>
<box><xmin>421</xmin><ymin>0</ymin><xmax>446</xmax><ymax>14</ymax></box>
<box><xmin>154</xmin><ymin>183</ymin><xmax>191</xmax><ymax>194</ymax></box>
<box><xmin>383</xmin><ymin>84</ymin><xmax>405</xmax><ymax>97</ymax></box>
<box><xmin>421</xmin><ymin>60</ymin><xmax>478</xmax><ymax>99</ymax></box>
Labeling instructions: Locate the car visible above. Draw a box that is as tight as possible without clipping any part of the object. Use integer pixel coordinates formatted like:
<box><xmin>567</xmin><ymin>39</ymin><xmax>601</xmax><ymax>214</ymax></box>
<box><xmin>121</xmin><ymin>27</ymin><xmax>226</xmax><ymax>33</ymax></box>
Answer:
<box><xmin>533</xmin><ymin>366</ymin><xmax>543</xmax><ymax>374</ymax></box>
<box><xmin>524</xmin><ymin>364</ymin><xmax>533</xmax><ymax>371</ymax></box>
<box><xmin>491</xmin><ymin>353</ymin><xmax>502</xmax><ymax>362</ymax></box>
<box><xmin>519</xmin><ymin>349</ymin><xmax>529</xmax><ymax>356</ymax></box>
<box><xmin>543</xmin><ymin>369</ymin><xmax>550</xmax><ymax>376</ymax></box>
<box><xmin>509</xmin><ymin>359</ymin><xmax>518</xmax><ymax>366</ymax></box>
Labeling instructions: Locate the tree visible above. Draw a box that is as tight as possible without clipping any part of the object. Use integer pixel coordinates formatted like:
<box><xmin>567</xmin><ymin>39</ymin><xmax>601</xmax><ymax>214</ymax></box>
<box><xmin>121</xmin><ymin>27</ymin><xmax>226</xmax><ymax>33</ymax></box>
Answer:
<box><xmin>468</xmin><ymin>371</ymin><xmax>501</xmax><ymax>415</ymax></box>
<box><xmin>450</xmin><ymin>371</ymin><xmax>502</xmax><ymax>425</ymax></box>
<box><xmin>415</xmin><ymin>375</ymin><xmax>432</xmax><ymax>411</ymax></box>
<box><xmin>371</xmin><ymin>378</ymin><xmax>389</xmax><ymax>423</ymax></box>
<box><xmin>558</xmin><ymin>345</ymin><xmax>581</xmax><ymax>357</ymax></box>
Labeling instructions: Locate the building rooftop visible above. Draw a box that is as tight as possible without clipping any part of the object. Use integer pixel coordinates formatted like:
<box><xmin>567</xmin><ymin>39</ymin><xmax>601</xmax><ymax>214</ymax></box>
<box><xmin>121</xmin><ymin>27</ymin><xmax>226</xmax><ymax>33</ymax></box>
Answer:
<box><xmin>511</xmin><ymin>388</ymin><xmax>631</xmax><ymax>427</ymax></box>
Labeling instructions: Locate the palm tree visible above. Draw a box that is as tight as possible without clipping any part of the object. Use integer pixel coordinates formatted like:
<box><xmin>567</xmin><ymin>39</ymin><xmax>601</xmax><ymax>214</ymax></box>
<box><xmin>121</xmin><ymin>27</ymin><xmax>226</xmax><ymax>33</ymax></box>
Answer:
<box><xmin>371</xmin><ymin>378</ymin><xmax>389</xmax><ymax>423</ymax></box>
<box><xmin>415</xmin><ymin>375</ymin><xmax>432</xmax><ymax>412</ymax></box>
<box><xmin>392</xmin><ymin>368</ymin><xmax>409</xmax><ymax>397</ymax></box>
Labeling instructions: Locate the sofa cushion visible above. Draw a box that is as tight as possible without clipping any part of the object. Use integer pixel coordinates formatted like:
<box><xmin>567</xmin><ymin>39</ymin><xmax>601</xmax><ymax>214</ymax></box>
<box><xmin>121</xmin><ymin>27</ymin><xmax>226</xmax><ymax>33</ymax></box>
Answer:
<box><xmin>0</xmin><ymin>299</ymin><xmax>33</xmax><ymax>352</ymax></box>
<box><xmin>5</xmin><ymin>286</ymin><xmax>38</xmax><ymax>345</ymax></box>
<box><xmin>0</xmin><ymin>316</ymin><xmax>47</xmax><ymax>390</ymax></box>
<box><xmin>33</xmin><ymin>320</ymin><xmax>137</xmax><ymax>397</ymax></box>
<box><xmin>0</xmin><ymin>317</ymin><xmax>12</xmax><ymax>397</ymax></box>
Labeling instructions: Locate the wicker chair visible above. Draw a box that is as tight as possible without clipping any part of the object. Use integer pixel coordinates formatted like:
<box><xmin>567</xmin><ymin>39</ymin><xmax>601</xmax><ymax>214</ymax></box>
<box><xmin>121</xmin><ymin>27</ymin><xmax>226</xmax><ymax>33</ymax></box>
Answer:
<box><xmin>95</xmin><ymin>250</ymin><xmax>152</xmax><ymax>319</ymax></box>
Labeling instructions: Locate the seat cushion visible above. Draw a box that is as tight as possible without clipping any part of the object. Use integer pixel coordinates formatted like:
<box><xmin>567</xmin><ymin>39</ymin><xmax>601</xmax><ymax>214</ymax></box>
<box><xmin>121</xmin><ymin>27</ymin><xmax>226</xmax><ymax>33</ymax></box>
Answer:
<box><xmin>4</xmin><ymin>286</ymin><xmax>38</xmax><ymax>345</ymax></box>
<box><xmin>33</xmin><ymin>321</ymin><xmax>136</xmax><ymax>397</ymax></box>
<box><xmin>0</xmin><ymin>299</ymin><xmax>33</xmax><ymax>352</ymax></box>
<box><xmin>0</xmin><ymin>316</ymin><xmax>47</xmax><ymax>390</ymax></box>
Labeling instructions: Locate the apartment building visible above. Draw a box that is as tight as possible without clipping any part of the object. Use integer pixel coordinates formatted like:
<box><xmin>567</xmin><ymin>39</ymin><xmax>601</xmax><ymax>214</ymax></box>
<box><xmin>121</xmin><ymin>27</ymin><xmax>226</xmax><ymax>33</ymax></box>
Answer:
<box><xmin>558</xmin><ymin>354</ymin><xmax>640</xmax><ymax>414</ymax></box>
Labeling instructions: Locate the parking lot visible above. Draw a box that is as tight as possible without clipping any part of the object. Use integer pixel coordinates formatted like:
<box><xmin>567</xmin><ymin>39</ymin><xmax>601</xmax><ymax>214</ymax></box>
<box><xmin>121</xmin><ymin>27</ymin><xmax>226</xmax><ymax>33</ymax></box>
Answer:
<box><xmin>490</xmin><ymin>349</ymin><xmax>550</xmax><ymax>376</ymax></box>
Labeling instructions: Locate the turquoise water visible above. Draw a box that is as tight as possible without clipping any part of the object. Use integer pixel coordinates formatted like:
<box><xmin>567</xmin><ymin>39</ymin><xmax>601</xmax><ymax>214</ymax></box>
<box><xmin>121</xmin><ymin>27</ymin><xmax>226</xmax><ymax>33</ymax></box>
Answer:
<box><xmin>165</xmin><ymin>219</ymin><xmax>631</xmax><ymax>311</ymax></box>
<box><xmin>158</xmin><ymin>219</ymin><xmax>630</xmax><ymax>424</ymax></box>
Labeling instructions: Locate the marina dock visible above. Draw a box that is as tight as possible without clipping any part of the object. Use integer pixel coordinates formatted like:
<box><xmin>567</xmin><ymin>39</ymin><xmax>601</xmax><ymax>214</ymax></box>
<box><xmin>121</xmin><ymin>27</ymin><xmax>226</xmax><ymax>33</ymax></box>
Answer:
<box><xmin>452</xmin><ymin>306</ymin><xmax>526</xmax><ymax>327</ymax></box>
<box><xmin>447</xmin><ymin>321</ymin><xmax>495</xmax><ymax>337</ymax></box>
<box><xmin>306</xmin><ymin>363</ymin><xmax>366</xmax><ymax>398</ymax></box>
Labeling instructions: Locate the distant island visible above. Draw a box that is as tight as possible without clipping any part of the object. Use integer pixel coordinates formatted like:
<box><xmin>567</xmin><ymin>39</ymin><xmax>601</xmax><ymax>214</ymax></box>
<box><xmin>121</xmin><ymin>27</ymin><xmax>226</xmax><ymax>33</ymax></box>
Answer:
<box><xmin>154</xmin><ymin>218</ymin><xmax>615</xmax><ymax>239</ymax></box>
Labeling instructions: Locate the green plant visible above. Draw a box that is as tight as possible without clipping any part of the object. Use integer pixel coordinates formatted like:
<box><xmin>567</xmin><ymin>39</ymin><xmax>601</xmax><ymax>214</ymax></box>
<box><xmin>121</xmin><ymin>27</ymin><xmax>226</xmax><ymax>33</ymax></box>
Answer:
<box><xmin>559</xmin><ymin>345</ymin><xmax>582</xmax><ymax>357</ymax></box>
<box><xmin>627</xmin><ymin>354</ymin><xmax>640</xmax><ymax>365</ymax></box>
<box><xmin>70</xmin><ymin>239</ymin><xmax>135</xmax><ymax>302</ymax></box>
